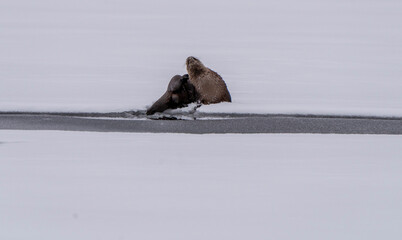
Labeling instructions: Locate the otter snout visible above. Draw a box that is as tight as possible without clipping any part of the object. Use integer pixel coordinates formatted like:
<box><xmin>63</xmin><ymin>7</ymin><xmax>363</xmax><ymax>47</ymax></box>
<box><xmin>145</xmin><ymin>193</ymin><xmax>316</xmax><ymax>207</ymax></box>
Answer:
<box><xmin>186</xmin><ymin>56</ymin><xmax>199</xmax><ymax>66</ymax></box>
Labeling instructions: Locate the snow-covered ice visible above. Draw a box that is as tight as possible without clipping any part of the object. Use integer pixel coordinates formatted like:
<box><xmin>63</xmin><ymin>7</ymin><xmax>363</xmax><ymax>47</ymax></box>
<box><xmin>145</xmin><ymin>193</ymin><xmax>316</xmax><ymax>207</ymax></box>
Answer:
<box><xmin>1</xmin><ymin>0</ymin><xmax>401</xmax><ymax>116</ymax></box>
<box><xmin>2</xmin><ymin>1</ymin><xmax>401</xmax><ymax>239</ymax></box>
<box><xmin>1</xmin><ymin>130</ymin><xmax>402</xmax><ymax>240</ymax></box>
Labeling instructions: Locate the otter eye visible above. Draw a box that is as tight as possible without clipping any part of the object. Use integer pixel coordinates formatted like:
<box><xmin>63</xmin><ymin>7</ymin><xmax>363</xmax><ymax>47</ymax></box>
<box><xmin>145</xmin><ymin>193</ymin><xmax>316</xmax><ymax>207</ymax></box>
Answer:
<box><xmin>171</xmin><ymin>94</ymin><xmax>179</xmax><ymax>103</ymax></box>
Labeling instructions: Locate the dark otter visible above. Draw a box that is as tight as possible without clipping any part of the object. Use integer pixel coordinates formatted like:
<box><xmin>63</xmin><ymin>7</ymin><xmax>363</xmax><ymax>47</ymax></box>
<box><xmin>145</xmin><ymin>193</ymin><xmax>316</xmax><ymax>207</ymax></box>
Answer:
<box><xmin>186</xmin><ymin>56</ymin><xmax>231</xmax><ymax>104</ymax></box>
<box><xmin>146</xmin><ymin>74</ymin><xmax>198</xmax><ymax>115</ymax></box>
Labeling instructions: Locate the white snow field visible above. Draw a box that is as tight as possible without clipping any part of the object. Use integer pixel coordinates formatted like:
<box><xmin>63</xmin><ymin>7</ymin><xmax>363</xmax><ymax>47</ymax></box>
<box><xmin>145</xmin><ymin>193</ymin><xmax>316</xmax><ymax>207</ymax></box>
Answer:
<box><xmin>1</xmin><ymin>0</ymin><xmax>401</xmax><ymax>116</ymax></box>
<box><xmin>1</xmin><ymin>130</ymin><xmax>402</xmax><ymax>240</ymax></box>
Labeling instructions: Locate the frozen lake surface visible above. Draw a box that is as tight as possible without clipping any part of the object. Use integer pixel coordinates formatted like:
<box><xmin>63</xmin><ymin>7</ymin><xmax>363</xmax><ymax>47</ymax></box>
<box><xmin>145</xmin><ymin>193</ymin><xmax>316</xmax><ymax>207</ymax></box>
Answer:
<box><xmin>1</xmin><ymin>130</ymin><xmax>402</xmax><ymax>240</ymax></box>
<box><xmin>1</xmin><ymin>1</ymin><xmax>401</xmax><ymax>239</ymax></box>
<box><xmin>1</xmin><ymin>0</ymin><xmax>401</xmax><ymax>116</ymax></box>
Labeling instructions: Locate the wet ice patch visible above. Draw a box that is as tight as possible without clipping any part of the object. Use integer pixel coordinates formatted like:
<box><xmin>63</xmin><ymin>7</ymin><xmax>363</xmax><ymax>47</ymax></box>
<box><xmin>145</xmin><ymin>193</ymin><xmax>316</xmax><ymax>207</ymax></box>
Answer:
<box><xmin>145</xmin><ymin>103</ymin><xmax>234</xmax><ymax>120</ymax></box>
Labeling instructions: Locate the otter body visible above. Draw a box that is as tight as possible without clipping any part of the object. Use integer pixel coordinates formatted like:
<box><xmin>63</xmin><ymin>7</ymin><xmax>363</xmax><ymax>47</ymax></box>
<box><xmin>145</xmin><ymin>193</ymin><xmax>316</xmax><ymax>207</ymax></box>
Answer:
<box><xmin>146</xmin><ymin>74</ymin><xmax>198</xmax><ymax>115</ymax></box>
<box><xmin>186</xmin><ymin>56</ymin><xmax>231</xmax><ymax>104</ymax></box>
<box><xmin>146</xmin><ymin>57</ymin><xmax>231</xmax><ymax>115</ymax></box>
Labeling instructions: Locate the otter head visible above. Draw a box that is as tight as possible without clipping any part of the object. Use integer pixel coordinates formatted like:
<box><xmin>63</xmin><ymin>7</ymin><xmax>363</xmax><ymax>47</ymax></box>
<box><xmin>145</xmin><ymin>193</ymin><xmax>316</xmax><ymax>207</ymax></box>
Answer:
<box><xmin>186</xmin><ymin>56</ymin><xmax>205</xmax><ymax>78</ymax></box>
<box><xmin>146</xmin><ymin>74</ymin><xmax>197</xmax><ymax>115</ymax></box>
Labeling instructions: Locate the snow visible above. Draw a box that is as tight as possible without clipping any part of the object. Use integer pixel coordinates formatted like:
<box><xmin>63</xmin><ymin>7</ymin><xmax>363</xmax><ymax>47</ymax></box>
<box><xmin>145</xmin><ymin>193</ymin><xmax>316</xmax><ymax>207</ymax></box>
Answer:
<box><xmin>2</xmin><ymin>2</ymin><xmax>401</xmax><ymax>239</ymax></box>
<box><xmin>1</xmin><ymin>0</ymin><xmax>401</xmax><ymax>116</ymax></box>
<box><xmin>1</xmin><ymin>130</ymin><xmax>402</xmax><ymax>240</ymax></box>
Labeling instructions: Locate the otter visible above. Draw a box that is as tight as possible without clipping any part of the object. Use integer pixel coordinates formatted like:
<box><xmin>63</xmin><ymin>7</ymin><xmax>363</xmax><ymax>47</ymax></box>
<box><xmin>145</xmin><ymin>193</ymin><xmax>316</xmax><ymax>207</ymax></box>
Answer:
<box><xmin>186</xmin><ymin>56</ymin><xmax>231</xmax><ymax>104</ymax></box>
<box><xmin>146</xmin><ymin>74</ymin><xmax>198</xmax><ymax>115</ymax></box>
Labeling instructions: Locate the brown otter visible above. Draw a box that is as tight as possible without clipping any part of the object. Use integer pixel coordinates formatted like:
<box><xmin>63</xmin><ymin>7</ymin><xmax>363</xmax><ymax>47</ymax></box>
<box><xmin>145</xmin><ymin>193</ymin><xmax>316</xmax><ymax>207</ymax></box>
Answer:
<box><xmin>186</xmin><ymin>56</ymin><xmax>231</xmax><ymax>104</ymax></box>
<box><xmin>146</xmin><ymin>74</ymin><xmax>198</xmax><ymax>115</ymax></box>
